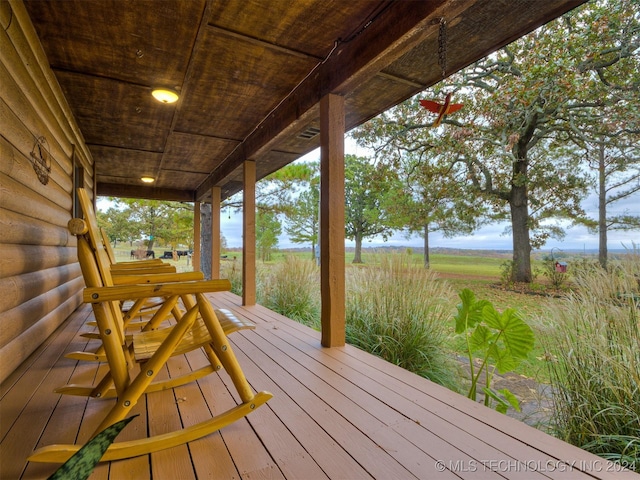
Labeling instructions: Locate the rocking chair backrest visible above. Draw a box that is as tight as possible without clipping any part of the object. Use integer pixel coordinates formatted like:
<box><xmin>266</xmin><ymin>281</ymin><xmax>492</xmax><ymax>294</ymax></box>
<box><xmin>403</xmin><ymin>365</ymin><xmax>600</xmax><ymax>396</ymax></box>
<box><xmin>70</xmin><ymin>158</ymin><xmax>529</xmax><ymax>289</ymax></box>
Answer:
<box><xmin>100</xmin><ymin>227</ymin><xmax>118</xmax><ymax>265</ymax></box>
<box><xmin>76</xmin><ymin>188</ymin><xmax>118</xmax><ymax>287</ymax></box>
<box><xmin>71</xmin><ymin>223</ymin><xmax>130</xmax><ymax>392</ymax></box>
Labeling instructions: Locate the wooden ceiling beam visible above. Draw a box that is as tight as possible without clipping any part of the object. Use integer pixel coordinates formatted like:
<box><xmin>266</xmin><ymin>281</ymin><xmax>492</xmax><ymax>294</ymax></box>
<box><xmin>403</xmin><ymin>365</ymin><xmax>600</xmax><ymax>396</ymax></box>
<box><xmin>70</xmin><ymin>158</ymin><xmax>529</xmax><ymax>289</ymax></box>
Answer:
<box><xmin>97</xmin><ymin>183</ymin><xmax>195</xmax><ymax>202</ymax></box>
<box><xmin>206</xmin><ymin>24</ymin><xmax>320</xmax><ymax>61</ymax></box>
<box><xmin>195</xmin><ymin>0</ymin><xmax>460</xmax><ymax>200</ymax></box>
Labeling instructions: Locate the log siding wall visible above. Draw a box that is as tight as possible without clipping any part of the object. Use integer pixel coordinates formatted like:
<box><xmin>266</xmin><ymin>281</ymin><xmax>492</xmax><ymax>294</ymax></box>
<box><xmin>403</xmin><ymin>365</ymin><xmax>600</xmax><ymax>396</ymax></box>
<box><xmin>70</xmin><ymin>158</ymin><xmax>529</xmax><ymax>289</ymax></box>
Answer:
<box><xmin>0</xmin><ymin>1</ymin><xmax>94</xmax><ymax>383</ymax></box>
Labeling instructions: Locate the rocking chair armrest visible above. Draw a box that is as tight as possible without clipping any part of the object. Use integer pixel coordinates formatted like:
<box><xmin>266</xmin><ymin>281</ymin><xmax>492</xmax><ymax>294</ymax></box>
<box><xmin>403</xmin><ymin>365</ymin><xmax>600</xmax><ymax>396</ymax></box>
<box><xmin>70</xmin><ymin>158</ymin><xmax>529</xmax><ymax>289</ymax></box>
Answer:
<box><xmin>112</xmin><ymin>271</ymin><xmax>205</xmax><ymax>285</ymax></box>
<box><xmin>84</xmin><ymin>279</ymin><xmax>232</xmax><ymax>303</ymax></box>
<box><xmin>111</xmin><ymin>264</ymin><xmax>177</xmax><ymax>274</ymax></box>
<box><xmin>110</xmin><ymin>259</ymin><xmax>165</xmax><ymax>268</ymax></box>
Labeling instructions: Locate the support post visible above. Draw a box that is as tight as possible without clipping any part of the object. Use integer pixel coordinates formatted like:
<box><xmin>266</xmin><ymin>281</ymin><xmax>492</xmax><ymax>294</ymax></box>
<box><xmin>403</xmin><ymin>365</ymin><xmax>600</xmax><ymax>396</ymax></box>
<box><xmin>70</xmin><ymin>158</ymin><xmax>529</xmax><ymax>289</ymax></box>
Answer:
<box><xmin>320</xmin><ymin>94</ymin><xmax>346</xmax><ymax>347</ymax></box>
<box><xmin>193</xmin><ymin>202</ymin><xmax>201</xmax><ymax>272</ymax></box>
<box><xmin>243</xmin><ymin>160</ymin><xmax>256</xmax><ymax>305</ymax></box>
<box><xmin>211</xmin><ymin>187</ymin><xmax>221</xmax><ymax>279</ymax></box>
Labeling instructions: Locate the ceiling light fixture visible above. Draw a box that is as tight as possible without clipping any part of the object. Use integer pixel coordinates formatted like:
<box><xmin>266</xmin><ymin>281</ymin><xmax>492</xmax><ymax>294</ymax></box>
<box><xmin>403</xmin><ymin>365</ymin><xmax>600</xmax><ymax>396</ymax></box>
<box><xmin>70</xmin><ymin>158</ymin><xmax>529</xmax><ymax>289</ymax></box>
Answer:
<box><xmin>140</xmin><ymin>176</ymin><xmax>155</xmax><ymax>183</ymax></box>
<box><xmin>151</xmin><ymin>88</ymin><xmax>179</xmax><ymax>104</ymax></box>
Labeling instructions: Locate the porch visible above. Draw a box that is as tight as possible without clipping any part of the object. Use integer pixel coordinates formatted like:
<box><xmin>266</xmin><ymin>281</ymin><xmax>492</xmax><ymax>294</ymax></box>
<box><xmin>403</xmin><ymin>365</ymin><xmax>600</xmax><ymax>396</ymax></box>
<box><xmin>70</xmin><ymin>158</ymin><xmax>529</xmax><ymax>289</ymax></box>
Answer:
<box><xmin>1</xmin><ymin>292</ymin><xmax>633</xmax><ymax>480</ymax></box>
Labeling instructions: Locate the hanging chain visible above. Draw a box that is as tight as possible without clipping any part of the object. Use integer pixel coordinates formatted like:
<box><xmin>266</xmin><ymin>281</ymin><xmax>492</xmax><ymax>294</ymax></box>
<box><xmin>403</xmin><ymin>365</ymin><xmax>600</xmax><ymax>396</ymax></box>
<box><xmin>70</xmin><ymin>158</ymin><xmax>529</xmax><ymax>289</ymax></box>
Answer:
<box><xmin>438</xmin><ymin>18</ymin><xmax>447</xmax><ymax>78</ymax></box>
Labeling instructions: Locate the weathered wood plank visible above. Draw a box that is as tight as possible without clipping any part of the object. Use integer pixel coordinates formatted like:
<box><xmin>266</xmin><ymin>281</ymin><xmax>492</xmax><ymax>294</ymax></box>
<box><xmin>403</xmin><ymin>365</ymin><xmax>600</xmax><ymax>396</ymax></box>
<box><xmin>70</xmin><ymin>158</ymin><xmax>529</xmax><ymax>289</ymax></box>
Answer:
<box><xmin>0</xmin><ymin>244</ymin><xmax>77</xmax><ymax>279</ymax></box>
<box><xmin>1</xmin><ymin>0</ymin><xmax>93</xmax><ymax>172</ymax></box>
<box><xmin>169</xmin><ymin>350</ymin><xmax>240</xmax><ymax>479</ymax></box>
<box><xmin>222</xmin><ymin>296</ymin><xmax>635</xmax><ymax>480</ymax></box>
<box><xmin>0</xmin><ymin>292</ymin><xmax>81</xmax><ymax>383</ymax></box>
<box><xmin>0</xmin><ymin>276</ymin><xmax>83</xmax><ymax>347</ymax></box>
<box><xmin>0</xmin><ymin>305</ymin><xmax>90</xmax><ymax>479</ymax></box>
<box><xmin>196</xmin><ymin>0</ymin><xmax>450</xmax><ymax>198</ymax></box>
<box><xmin>0</xmin><ymin>207</ymin><xmax>75</xmax><ymax>247</ymax></box>
<box><xmin>0</xmin><ymin>263</ymin><xmax>81</xmax><ymax>313</ymax></box>
<box><xmin>223</xmin><ymin>331</ymin><xmax>413</xmax><ymax>479</ymax></box>
<box><xmin>0</xmin><ymin>136</ymin><xmax>71</xmax><ymax>213</ymax></box>
<box><xmin>0</xmin><ymin>63</ymin><xmax>72</xmax><ymax>190</ymax></box>
<box><xmin>0</xmin><ymin>174</ymin><xmax>72</xmax><ymax>230</ymax></box>
<box><xmin>147</xmin><ymin>364</ymin><xmax>197</xmax><ymax>479</ymax></box>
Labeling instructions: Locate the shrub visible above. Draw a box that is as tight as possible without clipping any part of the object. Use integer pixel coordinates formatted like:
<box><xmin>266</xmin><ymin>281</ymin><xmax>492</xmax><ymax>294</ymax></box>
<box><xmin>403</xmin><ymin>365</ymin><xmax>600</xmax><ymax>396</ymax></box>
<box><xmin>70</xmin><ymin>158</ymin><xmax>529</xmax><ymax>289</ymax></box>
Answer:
<box><xmin>345</xmin><ymin>254</ymin><xmax>459</xmax><ymax>391</ymax></box>
<box><xmin>540</xmin><ymin>253</ymin><xmax>569</xmax><ymax>289</ymax></box>
<box><xmin>542</xmin><ymin>252</ymin><xmax>640</xmax><ymax>471</ymax></box>
<box><xmin>499</xmin><ymin>260</ymin><xmax>514</xmax><ymax>287</ymax></box>
<box><xmin>258</xmin><ymin>256</ymin><xmax>320</xmax><ymax>329</ymax></box>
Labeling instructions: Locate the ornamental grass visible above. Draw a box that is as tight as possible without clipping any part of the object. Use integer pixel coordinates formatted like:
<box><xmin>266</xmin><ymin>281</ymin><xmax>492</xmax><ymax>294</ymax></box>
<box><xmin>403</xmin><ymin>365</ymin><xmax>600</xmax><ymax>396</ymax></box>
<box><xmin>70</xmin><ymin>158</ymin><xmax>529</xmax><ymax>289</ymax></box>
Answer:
<box><xmin>542</xmin><ymin>250</ymin><xmax>640</xmax><ymax>471</ymax></box>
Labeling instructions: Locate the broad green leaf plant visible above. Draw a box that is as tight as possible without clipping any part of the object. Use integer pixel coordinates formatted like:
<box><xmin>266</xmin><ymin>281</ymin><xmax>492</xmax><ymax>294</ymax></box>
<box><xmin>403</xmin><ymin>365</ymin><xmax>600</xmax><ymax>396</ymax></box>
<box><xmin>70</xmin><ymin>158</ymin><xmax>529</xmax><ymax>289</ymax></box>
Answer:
<box><xmin>454</xmin><ymin>289</ymin><xmax>535</xmax><ymax>414</ymax></box>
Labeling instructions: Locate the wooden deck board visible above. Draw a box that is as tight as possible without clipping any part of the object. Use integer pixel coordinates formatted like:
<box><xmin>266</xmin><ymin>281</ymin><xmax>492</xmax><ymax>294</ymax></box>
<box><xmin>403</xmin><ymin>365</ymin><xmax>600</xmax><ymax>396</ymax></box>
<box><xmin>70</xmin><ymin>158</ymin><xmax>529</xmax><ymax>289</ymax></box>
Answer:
<box><xmin>1</xmin><ymin>293</ymin><xmax>637</xmax><ymax>479</ymax></box>
<box><xmin>240</xmin><ymin>310</ymin><xmax>555</xmax><ymax>479</ymax></box>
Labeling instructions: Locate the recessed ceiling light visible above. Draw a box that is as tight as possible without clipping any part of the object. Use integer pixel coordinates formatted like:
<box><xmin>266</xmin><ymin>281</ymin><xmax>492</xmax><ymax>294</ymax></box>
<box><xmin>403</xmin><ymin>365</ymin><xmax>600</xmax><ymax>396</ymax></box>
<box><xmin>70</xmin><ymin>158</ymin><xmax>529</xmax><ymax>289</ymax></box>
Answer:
<box><xmin>141</xmin><ymin>176</ymin><xmax>155</xmax><ymax>183</ymax></box>
<box><xmin>151</xmin><ymin>88</ymin><xmax>179</xmax><ymax>104</ymax></box>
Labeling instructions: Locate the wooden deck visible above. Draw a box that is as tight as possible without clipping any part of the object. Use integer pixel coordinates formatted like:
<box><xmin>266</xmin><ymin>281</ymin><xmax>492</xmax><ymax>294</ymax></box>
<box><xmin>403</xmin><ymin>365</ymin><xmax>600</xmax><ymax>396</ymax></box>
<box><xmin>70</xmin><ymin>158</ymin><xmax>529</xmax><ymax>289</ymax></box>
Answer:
<box><xmin>1</xmin><ymin>291</ymin><xmax>636</xmax><ymax>480</ymax></box>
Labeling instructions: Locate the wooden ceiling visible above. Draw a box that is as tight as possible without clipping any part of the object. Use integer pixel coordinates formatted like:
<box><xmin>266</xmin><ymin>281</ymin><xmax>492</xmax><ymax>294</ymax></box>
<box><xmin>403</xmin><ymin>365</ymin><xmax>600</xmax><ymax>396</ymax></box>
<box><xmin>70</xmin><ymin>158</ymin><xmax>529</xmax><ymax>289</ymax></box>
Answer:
<box><xmin>24</xmin><ymin>0</ymin><xmax>585</xmax><ymax>202</ymax></box>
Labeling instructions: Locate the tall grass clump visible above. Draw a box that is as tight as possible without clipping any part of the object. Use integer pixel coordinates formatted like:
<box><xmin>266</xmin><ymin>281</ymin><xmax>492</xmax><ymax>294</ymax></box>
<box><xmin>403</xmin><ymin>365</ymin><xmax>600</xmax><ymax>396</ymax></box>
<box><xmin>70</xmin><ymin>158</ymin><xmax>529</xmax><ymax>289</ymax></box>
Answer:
<box><xmin>346</xmin><ymin>254</ymin><xmax>459</xmax><ymax>391</ymax></box>
<box><xmin>258</xmin><ymin>256</ymin><xmax>320</xmax><ymax>329</ymax></box>
<box><xmin>220</xmin><ymin>258</ymin><xmax>243</xmax><ymax>295</ymax></box>
<box><xmin>542</xmin><ymin>251</ymin><xmax>640</xmax><ymax>471</ymax></box>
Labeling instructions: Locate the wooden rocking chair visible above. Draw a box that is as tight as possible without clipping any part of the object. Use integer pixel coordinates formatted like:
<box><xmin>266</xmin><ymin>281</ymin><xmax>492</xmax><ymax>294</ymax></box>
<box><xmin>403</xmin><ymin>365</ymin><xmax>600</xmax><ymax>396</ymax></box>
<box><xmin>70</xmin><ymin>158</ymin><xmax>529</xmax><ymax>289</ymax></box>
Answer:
<box><xmin>65</xmin><ymin>189</ymin><xmax>206</xmax><ymax>362</ymax></box>
<box><xmin>28</xmin><ymin>218</ymin><xmax>271</xmax><ymax>463</ymax></box>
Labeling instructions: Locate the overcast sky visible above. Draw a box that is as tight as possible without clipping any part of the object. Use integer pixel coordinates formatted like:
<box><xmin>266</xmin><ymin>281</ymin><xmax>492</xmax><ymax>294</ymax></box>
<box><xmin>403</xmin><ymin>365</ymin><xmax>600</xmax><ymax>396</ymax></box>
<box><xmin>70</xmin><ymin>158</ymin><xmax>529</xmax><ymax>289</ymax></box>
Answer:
<box><xmin>219</xmin><ymin>139</ymin><xmax>639</xmax><ymax>253</ymax></box>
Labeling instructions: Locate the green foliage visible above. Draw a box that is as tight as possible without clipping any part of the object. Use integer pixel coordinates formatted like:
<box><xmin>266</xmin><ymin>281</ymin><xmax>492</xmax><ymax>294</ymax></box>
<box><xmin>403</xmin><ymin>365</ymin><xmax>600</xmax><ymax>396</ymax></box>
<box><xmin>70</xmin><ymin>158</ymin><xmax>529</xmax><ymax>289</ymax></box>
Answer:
<box><xmin>542</xmin><ymin>253</ymin><xmax>640</xmax><ymax>470</ymax></box>
<box><xmin>48</xmin><ymin>416</ymin><xmax>137</xmax><ymax>480</ymax></box>
<box><xmin>258</xmin><ymin>256</ymin><xmax>320</xmax><ymax>329</ymax></box>
<box><xmin>96</xmin><ymin>207</ymin><xmax>138</xmax><ymax>246</ymax></box>
<box><xmin>284</xmin><ymin>181</ymin><xmax>319</xmax><ymax>257</ymax></box>
<box><xmin>345</xmin><ymin>254</ymin><xmax>459</xmax><ymax>390</ymax></box>
<box><xmin>454</xmin><ymin>289</ymin><xmax>535</xmax><ymax>413</ymax></box>
<box><xmin>99</xmin><ymin>198</ymin><xmax>194</xmax><ymax>250</ymax></box>
<box><xmin>256</xmin><ymin>209</ymin><xmax>282</xmax><ymax>262</ymax></box>
<box><xmin>345</xmin><ymin>154</ymin><xmax>404</xmax><ymax>263</ymax></box>
<box><xmin>352</xmin><ymin>0</ymin><xmax>639</xmax><ymax>282</ymax></box>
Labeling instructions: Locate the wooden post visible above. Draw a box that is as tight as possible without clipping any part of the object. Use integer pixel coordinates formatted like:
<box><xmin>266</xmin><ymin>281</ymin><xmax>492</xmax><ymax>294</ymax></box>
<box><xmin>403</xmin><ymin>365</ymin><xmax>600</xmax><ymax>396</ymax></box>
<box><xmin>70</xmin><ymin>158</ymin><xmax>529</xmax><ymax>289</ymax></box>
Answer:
<box><xmin>320</xmin><ymin>94</ymin><xmax>346</xmax><ymax>347</ymax></box>
<box><xmin>242</xmin><ymin>160</ymin><xmax>256</xmax><ymax>305</ymax></box>
<box><xmin>193</xmin><ymin>202</ymin><xmax>201</xmax><ymax>272</ymax></box>
<box><xmin>211</xmin><ymin>186</ymin><xmax>221</xmax><ymax>279</ymax></box>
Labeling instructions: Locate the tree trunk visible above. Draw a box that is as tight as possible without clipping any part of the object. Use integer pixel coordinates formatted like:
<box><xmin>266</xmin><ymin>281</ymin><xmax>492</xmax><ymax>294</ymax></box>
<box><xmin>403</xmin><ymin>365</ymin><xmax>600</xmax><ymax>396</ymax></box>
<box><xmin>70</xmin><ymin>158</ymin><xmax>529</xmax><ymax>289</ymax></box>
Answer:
<box><xmin>598</xmin><ymin>142</ymin><xmax>608</xmax><ymax>269</ymax></box>
<box><xmin>353</xmin><ymin>234</ymin><xmax>363</xmax><ymax>263</ymax></box>
<box><xmin>510</xmin><ymin>162</ymin><xmax>532</xmax><ymax>283</ymax></box>
<box><xmin>423</xmin><ymin>223</ymin><xmax>430</xmax><ymax>269</ymax></box>
<box><xmin>200</xmin><ymin>203</ymin><xmax>212</xmax><ymax>279</ymax></box>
